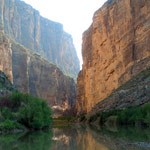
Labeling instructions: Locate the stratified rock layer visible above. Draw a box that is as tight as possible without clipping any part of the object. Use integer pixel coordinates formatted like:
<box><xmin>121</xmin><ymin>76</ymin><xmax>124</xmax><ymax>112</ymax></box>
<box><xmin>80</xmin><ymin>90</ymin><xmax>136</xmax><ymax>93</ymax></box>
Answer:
<box><xmin>0</xmin><ymin>0</ymin><xmax>79</xmax><ymax>79</ymax></box>
<box><xmin>77</xmin><ymin>0</ymin><xmax>150</xmax><ymax>113</ymax></box>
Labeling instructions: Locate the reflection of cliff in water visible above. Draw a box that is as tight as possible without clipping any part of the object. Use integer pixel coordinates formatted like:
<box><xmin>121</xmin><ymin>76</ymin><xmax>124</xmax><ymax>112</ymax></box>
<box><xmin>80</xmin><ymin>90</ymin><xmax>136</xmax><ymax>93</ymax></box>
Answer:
<box><xmin>88</xmin><ymin>125</ymin><xmax>150</xmax><ymax>150</ymax></box>
<box><xmin>51</xmin><ymin>125</ymin><xmax>150</xmax><ymax>150</ymax></box>
<box><xmin>0</xmin><ymin>126</ymin><xmax>149</xmax><ymax>150</ymax></box>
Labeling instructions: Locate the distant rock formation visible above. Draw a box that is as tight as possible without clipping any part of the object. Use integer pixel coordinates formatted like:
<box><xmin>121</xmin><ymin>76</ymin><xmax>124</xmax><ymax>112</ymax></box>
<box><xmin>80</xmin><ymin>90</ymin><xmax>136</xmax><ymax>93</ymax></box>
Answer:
<box><xmin>0</xmin><ymin>0</ymin><xmax>80</xmax><ymax>79</ymax></box>
<box><xmin>77</xmin><ymin>0</ymin><xmax>150</xmax><ymax>113</ymax></box>
<box><xmin>0</xmin><ymin>0</ymin><xmax>78</xmax><ymax>115</ymax></box>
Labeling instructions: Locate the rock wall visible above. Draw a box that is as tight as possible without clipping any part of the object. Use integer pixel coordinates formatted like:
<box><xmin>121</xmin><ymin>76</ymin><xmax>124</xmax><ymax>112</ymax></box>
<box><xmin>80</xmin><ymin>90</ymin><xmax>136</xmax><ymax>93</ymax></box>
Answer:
<box><xmin>77</xmin><ymin>0</ymin><xmax>150</xmax><ymax>113</ymax></box>
<box><xmin>0</xmin><ymin>0</ymin><xmax>79</xmax><ymax>79</ymax></box>
<box><xmin>11</xmin><ymin>41</ymin><xmax>76</xmax><ymax>116</ymax></box>
<box><xmin>0</xmin><ymin>33</ymin><xmax>76</xmax><ymax>116</ymax></box>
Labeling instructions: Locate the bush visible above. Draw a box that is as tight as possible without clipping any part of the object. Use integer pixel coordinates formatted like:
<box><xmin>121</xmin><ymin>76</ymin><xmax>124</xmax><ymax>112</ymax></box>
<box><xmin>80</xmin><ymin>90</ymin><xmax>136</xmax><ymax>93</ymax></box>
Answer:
<box><xmin>0</xmin><ymin>120</ymin><xmax>23</xmax><ymax>131</ymax></box>
<box><xmin>18</xmin><ymin>95</ymin><xmax>52</xmax><ymax>129</ymax></box>
<box><xmin>0</xmin><ymin>92</ymin><xmax>52</xmax><ymax>131</ymax></box>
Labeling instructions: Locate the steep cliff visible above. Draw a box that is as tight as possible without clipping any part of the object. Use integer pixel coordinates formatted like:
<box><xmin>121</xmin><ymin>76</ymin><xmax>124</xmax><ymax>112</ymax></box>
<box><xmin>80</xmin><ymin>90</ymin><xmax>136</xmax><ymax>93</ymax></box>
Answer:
<box><xmin>0</xmin><ymin>34</ymin><xmax>76</xmax><ymax>115</ymax></box>
<box><xmin>0</xmin><ymin>0</ymin><xmax>79</xmax><ymax>116</ymax></box>
<box><xmin>0</xmin><ymin>0</ymin><xmax>79</xmax><ymax>79</ymax></box>
<box><xmin>12</xmin><ymin>41</ymin><xmax>76</xmax><ymax>116</ymax></box>
<box><xmin>77</xmin><ymin>0</ymin><xmax>150</xmax><ymax>113</ymax></box>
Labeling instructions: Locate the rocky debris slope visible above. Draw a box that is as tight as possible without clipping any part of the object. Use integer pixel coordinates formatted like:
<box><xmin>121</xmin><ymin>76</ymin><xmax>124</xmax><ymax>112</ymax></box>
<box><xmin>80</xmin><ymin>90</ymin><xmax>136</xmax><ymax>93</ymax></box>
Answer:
<box><xmin>77</xmin><ymin>0</ymin><xmax>150</xmax><ymax>113</ymax></box>
<box><xmin>0</xmin><ymin>0</ymin><xmax>79</xmax><ymax>79</ymax></box>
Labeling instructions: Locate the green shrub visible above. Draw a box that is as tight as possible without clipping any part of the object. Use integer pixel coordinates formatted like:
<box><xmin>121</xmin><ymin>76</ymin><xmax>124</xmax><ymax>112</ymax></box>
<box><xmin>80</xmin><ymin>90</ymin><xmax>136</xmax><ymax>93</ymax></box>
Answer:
<box><xmin>0</xmin><ymin>92</ymin><xmax>52</xmax><ymax>131</ymax></box>
<box><xmin>0</xmin><ymin>120</ymin><xmax>23</xmax><ymax>131</ymax></box>
<box><xmin>18</xmin><ymin>95</ymin><xmax>52</xmax><ymax>129</ymax></box>
<box><xmin>1</xmin><ymin>107</ymin><xmax>13</xmax><ymax>120</ymax></box>
<box><xmin>90</xmin><ymin>103</ymin><xmax>150</xmax><ymax>127</ymax></box>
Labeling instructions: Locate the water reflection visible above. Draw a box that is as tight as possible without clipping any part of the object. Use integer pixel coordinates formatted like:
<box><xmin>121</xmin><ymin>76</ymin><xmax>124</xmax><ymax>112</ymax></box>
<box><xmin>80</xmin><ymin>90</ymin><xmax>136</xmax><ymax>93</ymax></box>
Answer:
<box><xmin>0</xmin><ymin>125</ymin><xmax>149</xmax><ymax>150</ymax></box>
<box><xmin>0</xmin><ymin>131</ymin><xmax>52</xmax><ymax>150</ymax></box>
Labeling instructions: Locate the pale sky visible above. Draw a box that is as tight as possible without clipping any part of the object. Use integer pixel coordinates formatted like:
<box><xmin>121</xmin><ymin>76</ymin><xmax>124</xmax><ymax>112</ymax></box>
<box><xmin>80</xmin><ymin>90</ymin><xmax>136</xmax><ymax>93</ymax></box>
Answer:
<box><xmin>22</xmin><ymin>0</ymin><xmax>107</xmax><ymax>65</ymax></box>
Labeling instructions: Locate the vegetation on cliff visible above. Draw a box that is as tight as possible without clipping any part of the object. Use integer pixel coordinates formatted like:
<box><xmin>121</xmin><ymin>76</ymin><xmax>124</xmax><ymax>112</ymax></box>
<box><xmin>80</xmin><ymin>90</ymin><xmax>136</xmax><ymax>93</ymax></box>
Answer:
<box><xmin>0</xmin><ymin>71</ymin><xmax>15</xmax><ymax>94</ymax></box>
<box><xmin>0</xmin><ymin>92</ymin><xmax>52</xmax><ymax>132</ymax></box>
<box><xmin>88</xmin><ymin>102</ymin><xmax>150</xmax><ymax>127</ymax></box>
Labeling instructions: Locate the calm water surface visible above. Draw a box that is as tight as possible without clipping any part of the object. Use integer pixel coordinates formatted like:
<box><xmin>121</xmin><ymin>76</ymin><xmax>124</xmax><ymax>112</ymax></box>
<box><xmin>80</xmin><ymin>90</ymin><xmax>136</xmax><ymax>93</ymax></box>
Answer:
<box><xmin>0</xmin><ymin>125</ymin><xmax>149</xmax><ymax>150</ymax></box>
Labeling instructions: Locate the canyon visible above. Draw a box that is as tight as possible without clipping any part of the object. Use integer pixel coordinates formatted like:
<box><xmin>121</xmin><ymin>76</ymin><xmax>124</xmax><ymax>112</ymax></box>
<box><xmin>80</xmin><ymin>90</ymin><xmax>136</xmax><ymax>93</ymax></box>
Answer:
<box><xmin>0</xmin><ymin>0</ymin><xmax>149</xmax><ymax>117</ymax></box>
<box><xmin>77</xmin><ymin>0</ymin><xmax>150</xmax><ymax>113</ymax></box>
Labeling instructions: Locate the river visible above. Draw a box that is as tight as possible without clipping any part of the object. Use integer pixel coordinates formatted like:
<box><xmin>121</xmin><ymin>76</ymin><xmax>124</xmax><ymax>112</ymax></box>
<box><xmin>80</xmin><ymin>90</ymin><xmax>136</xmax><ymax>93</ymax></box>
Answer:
<box><xmin>0</xmin><ymin>125</ymin><xmax>149</xmax><ymax>150</ymax></box>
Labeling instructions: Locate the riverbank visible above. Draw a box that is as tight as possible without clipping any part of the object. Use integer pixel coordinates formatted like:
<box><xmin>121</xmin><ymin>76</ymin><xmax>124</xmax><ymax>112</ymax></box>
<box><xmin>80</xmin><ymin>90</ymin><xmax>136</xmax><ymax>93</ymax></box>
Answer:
<box><xmin>52</xmin><ymin>116</ymin><xmax>76</xmax><ymax>128</ymax></box>
<box><xmin>0</xmin><ymin>92</ymin><xmax>52</xmax><ymax>133</ymax></box>
<box><xmin>79</xmin><ymin>102</ymin><xmax>150</xmax><ymax>127</ymax></box>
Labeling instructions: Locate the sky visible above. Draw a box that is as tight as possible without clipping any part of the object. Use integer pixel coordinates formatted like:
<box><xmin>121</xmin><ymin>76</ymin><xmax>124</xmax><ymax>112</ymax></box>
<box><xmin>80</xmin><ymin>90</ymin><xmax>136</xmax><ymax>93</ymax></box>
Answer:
<box><xmin>22</xmin><ymin>0</ymin><xmax>107</xmax><ymax>65</ymax></box>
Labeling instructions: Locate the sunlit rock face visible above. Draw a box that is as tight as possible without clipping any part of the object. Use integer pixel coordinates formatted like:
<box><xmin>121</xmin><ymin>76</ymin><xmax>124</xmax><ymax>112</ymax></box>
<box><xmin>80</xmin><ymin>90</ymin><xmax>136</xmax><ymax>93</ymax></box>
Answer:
<box><xmin>0</xmin><ymin>32</ymin><xmax>12</xmax><ymax>82</ymax></box>
<box><xmin>77</xmin><ymin>0</ymin><xmax>150</xmax><ymax>113</ymax></box>
<box><xmin>0</xmin><ymin>0</ymin><xmax>79</xmax><ymax>79</ymax></box>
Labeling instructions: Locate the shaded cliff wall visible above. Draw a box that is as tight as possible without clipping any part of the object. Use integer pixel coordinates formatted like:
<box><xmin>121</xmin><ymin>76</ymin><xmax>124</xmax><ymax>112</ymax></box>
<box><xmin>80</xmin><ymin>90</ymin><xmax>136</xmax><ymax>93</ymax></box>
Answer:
<box><xmin>0</xmin><ymin>0</ymin><xmax>79</xmax><ymax>79</ymax></box>
<box><xmin>0</xmin><ymin>32</ymin><xmax>76</xmax><ymax>116</ymax></box>
<box><xmin>11</xmin><ymin>42</ymin><xmax>76</xmax><ymax>114</ymax></box>
<box><xmin>77</xmin><ymin>0</ymin><xmax>150</xmax><ymax>113</ymax></box>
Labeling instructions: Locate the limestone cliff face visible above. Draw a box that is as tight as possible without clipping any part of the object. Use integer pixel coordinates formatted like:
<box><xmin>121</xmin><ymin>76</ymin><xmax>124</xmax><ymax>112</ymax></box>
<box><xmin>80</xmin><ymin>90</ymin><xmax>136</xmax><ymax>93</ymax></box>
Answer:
<box><xmin>77</xmin><ymin>0</ymin><xmax>150</xmax><ymax>113</ymax></box>
<box><xmin>11</xmin><ymin>42</ymin><xmax>76</xmax><ymax>116</ymax></box>
<box><xmin>0</xmin><ymin>32</ymin><xmax>76</xmax><ymax>115</ymax></box>
<box><xmin>0</xmin><ymin>0</ymin><xmax>79</xmax><ymax>79</ymax></box>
